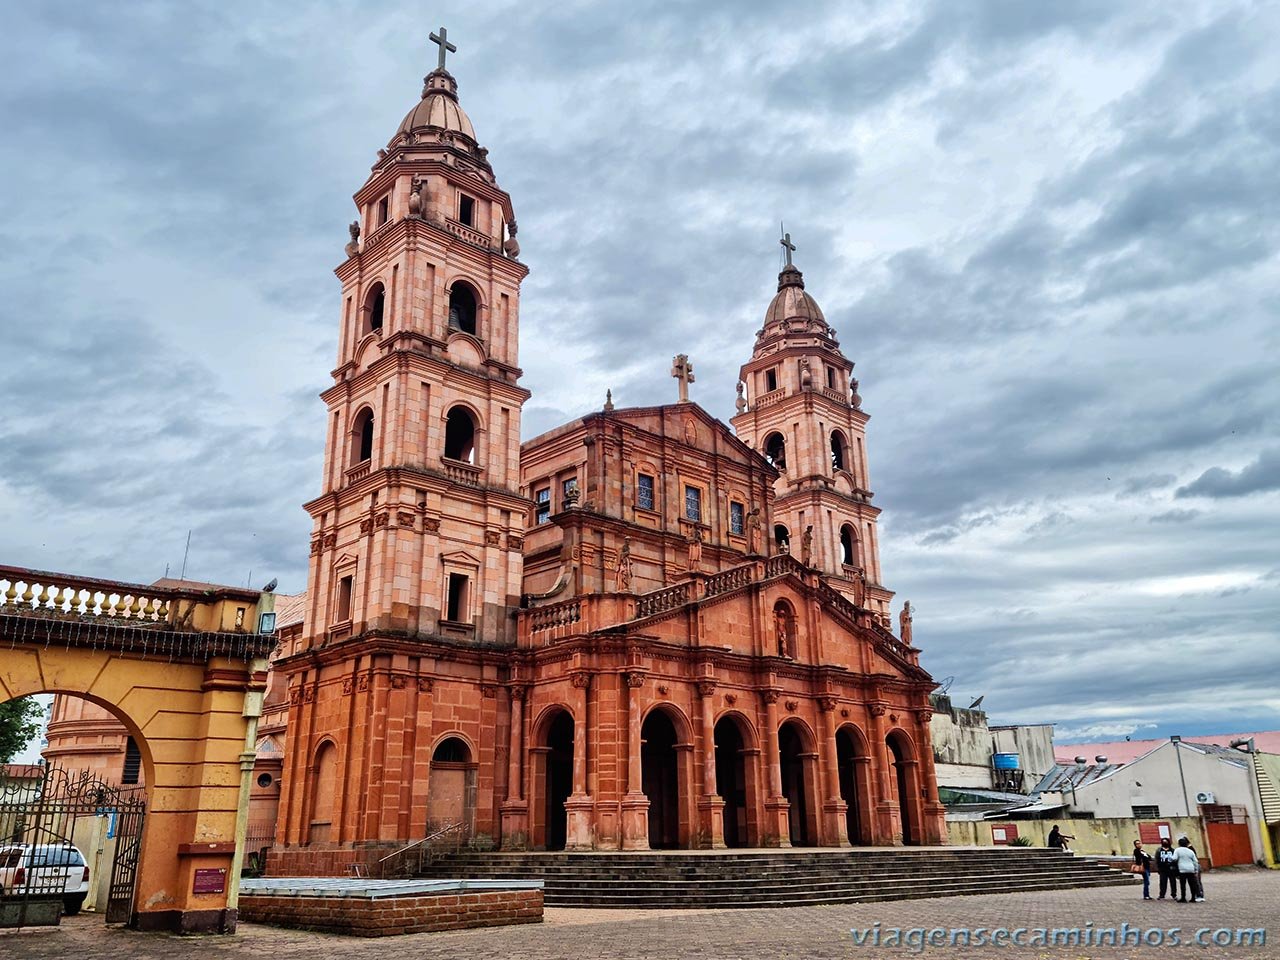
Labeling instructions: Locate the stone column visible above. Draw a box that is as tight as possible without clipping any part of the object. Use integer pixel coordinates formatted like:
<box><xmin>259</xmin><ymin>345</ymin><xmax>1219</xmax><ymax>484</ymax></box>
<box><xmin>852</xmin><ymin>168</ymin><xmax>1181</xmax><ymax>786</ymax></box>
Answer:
<box><xmin>696</xmin><ymin>680</ymin><xmax>725</xmax><ymax>849</ymax></box>
<box><xmin>620</xmin><ymin>670</ymin><xmax>650</xmax><ymax>849</ymax></box>
<box><xmin>500</xmin><ymin>684</ymin><xmax>529</xmax><ymax>849</ymax></box>
<box><xmin>868</xmin><ymin>703</ymin><xmax>898</xmax><ymax>844</ymax></box>
<box><xmin>818</xmin><ymin>697</ymin><xmax>850</xmax><ymax>847</ymax></box>
<box><xmin>761</xmin><ymin>688</ymin><xmax>791</xmax><ymax>847</ymax></box>
<box><xmin>564</xmin><ymin>671</ymin><xmax>595</xmax><ymax>850</ymax></box>
<box><xmin>915</xmin><ymin>707</ymin><xmax>945</xmax><ymax>844</ymax></box>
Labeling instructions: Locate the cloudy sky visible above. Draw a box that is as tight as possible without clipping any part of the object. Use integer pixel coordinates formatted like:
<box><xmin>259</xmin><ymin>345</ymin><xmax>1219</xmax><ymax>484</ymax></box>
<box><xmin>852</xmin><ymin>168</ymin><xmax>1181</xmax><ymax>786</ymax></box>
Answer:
<box><xmin>1</xmin><ymin>1</ymin><xmax>1277</xmax><ymax>744</ymax></box>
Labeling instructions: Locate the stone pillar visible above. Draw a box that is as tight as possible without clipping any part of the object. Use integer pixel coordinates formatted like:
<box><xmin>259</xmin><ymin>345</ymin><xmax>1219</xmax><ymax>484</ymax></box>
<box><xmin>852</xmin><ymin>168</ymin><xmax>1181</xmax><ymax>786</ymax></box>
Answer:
<box><xmin>620</xmin><ymin>670</ymin><xmax>650</xmax><ymax>850</ymax></box>
<box><xmin>500</xmin><ymin>684</ymin><xmax>529</xmax><ymax>849</ymax></box>
<box><xmin>868</xmin><ymin>703</ymin><xmax>898</xmax><ymax>844</ymax></box>
<box><xmin>696</xmin><ymin>680</ymin><xmax>725</xmax><ymax>849</ymax></box>
<box><xmin>564</xmin><ymin>671</ymin><xmax>594</xmax><ymax>850</ymax></box>
<box><xmin>818</xmin><ymin>697</ymin><xmax>850</xmax><ymax>847</ymax></box>
<box><xmin>915</xmin><ymin>707</ymin><xmax>946</xmax><ymax>844</ymax></box>
<box><xmin>761</xmin><ymin>689</ymin><xmax>791</xmax><ymax>847</ymax></box>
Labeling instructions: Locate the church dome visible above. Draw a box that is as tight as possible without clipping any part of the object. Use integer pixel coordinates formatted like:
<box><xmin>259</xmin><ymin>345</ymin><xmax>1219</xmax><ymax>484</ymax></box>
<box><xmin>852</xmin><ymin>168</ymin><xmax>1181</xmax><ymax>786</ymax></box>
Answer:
<box><xmin>764</xmin><ymin>265</ymin><xmax>827</xmax><ymax>325</ymax></box>
<box><xmin>396</xmin><ymin>69</ymin><xmax>477</xmax><ymax>142</ymax></box>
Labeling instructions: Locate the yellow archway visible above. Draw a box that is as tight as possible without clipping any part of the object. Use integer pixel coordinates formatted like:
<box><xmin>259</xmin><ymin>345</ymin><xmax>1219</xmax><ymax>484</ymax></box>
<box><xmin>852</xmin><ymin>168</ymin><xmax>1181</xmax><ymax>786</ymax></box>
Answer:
<box><xmin>1</xmin><ymin>565</ymin><xmax>274</xmax><ymax>933</ymax></box>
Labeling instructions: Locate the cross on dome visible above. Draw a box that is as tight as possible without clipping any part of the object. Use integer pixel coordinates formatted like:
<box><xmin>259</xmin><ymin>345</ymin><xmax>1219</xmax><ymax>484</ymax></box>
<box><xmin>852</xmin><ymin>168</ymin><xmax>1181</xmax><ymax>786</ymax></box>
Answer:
<box><xmin>780</xmin><ymin>229</ymin><xmax>796</xmax><ymax>268</ymax></box>
<box><xmin>430</xmin><ymin>26</ymin><xmax>457</xmax><ymax>71</ymax></box>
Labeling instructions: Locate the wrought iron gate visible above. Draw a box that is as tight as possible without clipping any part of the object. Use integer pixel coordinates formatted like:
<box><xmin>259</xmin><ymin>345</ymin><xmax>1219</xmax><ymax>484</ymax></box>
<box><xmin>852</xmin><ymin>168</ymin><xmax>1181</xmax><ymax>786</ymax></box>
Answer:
<box><xmin>0</xmin><ymin>762</ymin><xmax>146</xmax><ymax>929</ymax></box>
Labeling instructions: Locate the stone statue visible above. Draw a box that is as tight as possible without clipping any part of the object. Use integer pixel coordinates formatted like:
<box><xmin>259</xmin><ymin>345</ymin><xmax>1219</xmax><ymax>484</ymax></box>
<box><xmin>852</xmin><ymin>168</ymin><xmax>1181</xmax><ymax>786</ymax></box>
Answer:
<box><xmin>775</xmin><ymin>606</ymin><xmax>792</xmax><ymax>658</ymax></box>
<box><xmin>345</xmin><ymin>220</ymin><xmax>361</xmax><ymax>258</ymax></box>
<box><xmin>614</xmin><ymin>537</ymin><xmax>634</xmax><ymax>592</ymax></box>
<box><xmin>899</xmin><ymin>601</ymin><xmax>913</xmax><ymax>645</ymax></box>
<box><xmin>735</xmin><ymin>381</ymin><xmax>747</xmax><ymax>414</ymax></box>
<box><xmin>408</xmin><ymin>177</ymin><xmax>429</xmax><ymax>218</ymax></box>
<box><xmin>800</xmin><ymin>525</ymin><xmax>814</xmax><ymax>566</ymax></box>
<box><xmin>851</xmin><ymin>567</ymin><xmax>866</xmax><ymax>607</ymax></box>
<box><xmin>800</xmin><ymin>357</ymin><xmax>813</xmax><ymax>390</ymax></box>
<box><xmin>503</xmin><ymin>220</ymin><xmax>521</xmax><ymax>258</ymax></box>
<box><xmin>687</xmin><ymin>526</ymin><xmax>703</xmax><ymax>571</ymax></box>
<box><xmin>746</xmin><ymin>507</ymin><xmax>762</xmax><ymax>555</ymax></box>
<box><xmin>850</xmin><ymin>377</ymin><xmax>862</xmax><ymax>410</ymax></box>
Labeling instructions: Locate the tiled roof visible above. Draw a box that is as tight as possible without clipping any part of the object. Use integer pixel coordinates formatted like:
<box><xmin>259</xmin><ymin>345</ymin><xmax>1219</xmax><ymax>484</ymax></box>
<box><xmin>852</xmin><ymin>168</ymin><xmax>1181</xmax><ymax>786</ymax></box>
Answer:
<box><xmin>1055</xmin><ymin>732</ymin><xmax>1280</xmax><ymax>765</ymax></box>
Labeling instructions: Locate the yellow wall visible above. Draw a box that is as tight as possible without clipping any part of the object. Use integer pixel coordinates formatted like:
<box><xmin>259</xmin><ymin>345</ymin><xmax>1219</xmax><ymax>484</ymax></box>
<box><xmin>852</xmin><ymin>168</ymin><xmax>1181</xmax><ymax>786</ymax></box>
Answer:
<box><xmin>948</xmin><ymin>816</ymin><xmax>1206</xmax><ymax>856</ymax></box>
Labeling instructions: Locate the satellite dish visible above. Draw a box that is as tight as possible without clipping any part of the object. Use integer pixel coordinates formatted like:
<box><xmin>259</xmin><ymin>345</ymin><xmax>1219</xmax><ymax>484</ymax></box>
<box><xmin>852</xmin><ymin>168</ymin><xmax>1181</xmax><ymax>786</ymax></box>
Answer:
<box><xmin>968</xmin><ymin>695</ymin><xmax>985</xmax><ymax>710</ymax></box>
<box><xmin>261</xmin><ymin>577</ymin><xmax>279</xmax><ymax>593</ymax></box>
<box><xmin>938</xmin><ymin>676</ymin><xmax>955</xmax><ymax>694</ymax></box>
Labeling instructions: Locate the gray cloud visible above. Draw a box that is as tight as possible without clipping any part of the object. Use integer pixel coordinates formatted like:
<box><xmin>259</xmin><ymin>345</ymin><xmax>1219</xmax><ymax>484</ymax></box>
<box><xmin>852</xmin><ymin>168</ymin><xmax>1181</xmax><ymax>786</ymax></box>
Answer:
<box><xmin>1176</xmin><ymin>449</ymin><xmax>1280</xmax><ymax>499</ymax></box>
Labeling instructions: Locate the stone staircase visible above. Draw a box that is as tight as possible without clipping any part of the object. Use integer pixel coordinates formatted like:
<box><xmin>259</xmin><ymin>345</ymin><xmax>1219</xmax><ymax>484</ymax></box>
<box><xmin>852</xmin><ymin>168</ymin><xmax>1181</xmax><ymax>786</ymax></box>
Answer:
<box><xmin>417</xmin><ymin>848</ymin><xmax>1135</xmax><ymax>909</ymax></box>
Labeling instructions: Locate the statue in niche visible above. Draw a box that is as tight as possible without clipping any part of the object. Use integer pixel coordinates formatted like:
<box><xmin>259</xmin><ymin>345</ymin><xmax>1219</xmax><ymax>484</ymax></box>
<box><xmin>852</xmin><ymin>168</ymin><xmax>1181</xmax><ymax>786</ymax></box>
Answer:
<box><xmin>345</xmin><ymin>221</ymin><xmax>361</xmax><ymax>258</ymax></box>
<box><xmin>614</xmin><ymin>537</ymin><xmax>634</xmax><ymax>592</ymax></box>
<box><xmin>800</xmin><ymin>525</ymin><xmax>814</xmax><ymax>566</ymax></box>
<box><xmin>735</xmin><ymin>381</ymin><xmax>747</xmax><ymax>414</ymax></box>
<box><xmin>687</xmin><ymin>527</ymin><xmax>703</xmax><ymax>572</ymax></box>
<box><xmin>899</xmin><ymin>600</ymin><xmax>913</xmax><ymax>645</ymax></box>
<box><xmin>800</xmin><ymin>357</ymin><xmax>813</xmax><ymax>391</ymax></box>
<box><xmin>746</xmin><ymin>508</ymin><xmax>762</xmax><ymax>555</ymax></box>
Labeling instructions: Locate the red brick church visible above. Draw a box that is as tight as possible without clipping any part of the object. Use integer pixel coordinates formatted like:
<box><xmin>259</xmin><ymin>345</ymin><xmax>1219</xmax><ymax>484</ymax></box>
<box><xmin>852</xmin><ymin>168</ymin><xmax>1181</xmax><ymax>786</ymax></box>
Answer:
<box><xmin>266</xmin><ymin>35</ymin><xmax>946</xmax><ymax>874</ymax></box>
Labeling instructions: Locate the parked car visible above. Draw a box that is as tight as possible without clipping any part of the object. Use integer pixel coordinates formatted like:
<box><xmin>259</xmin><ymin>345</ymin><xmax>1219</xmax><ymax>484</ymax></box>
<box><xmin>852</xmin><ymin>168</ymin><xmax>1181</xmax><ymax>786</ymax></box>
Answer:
<box><xmin>0</xmin><ymin>843</ymin><xmax>90</xmax><ymax>915</ymax></box>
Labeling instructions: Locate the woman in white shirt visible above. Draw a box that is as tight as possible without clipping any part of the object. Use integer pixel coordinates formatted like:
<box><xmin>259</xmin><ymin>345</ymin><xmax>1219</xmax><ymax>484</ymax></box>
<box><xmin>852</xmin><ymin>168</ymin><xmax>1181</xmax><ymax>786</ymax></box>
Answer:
<box><xmin>1173</xmin><ymin>837</ymin><xmax>1204</xmax><ymax>902</ymax></box>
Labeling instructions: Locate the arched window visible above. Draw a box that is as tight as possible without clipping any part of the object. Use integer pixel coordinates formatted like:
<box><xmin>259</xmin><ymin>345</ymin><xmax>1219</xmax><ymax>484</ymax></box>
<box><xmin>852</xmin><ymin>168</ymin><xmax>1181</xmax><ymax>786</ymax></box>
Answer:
<box><xmin>774</xmin><ymin>524</ymin><xmax>790</xmax><ymax>553</ymax></box>
<box><xmin>831</xmin><ymin>430</ymin><xmax>848</xmax><ymax>472</ymax></box>
<box><xmin>448</xmin><ymin>282</ymin><xmax>478</xmax><ymax>335</ymax></box>
<box><xmin>352</xmin><ymin>408</ymin><xmax>375</xmax><ymax>465</ymax></box>
<box><xmin>362</xmin><ymin>282</ymin><xmax>386</xmax><ymax>335</ymax></box>
<box><xmin>773</xmin><ymin>599</ymin><xmax>797</xmax><ymax>658</ymax></box>
<box><xmin>840</xmin><ymin>524</ymin><xmax>858</xmax><ymax>567</ymax></box>
<box><xmin>432</xmin><ymin>736</ymin><xmax>472</xmax><ymax>764</ymax></box>
<box><xmin>763</xmin><ymin>432</ymin><xmax>787</xmax><ymax>471</ymax></box>
<box><xmin>443</xmin><ymin>406</ymin><xmax>476</xmax><ymax>463</ymax></box>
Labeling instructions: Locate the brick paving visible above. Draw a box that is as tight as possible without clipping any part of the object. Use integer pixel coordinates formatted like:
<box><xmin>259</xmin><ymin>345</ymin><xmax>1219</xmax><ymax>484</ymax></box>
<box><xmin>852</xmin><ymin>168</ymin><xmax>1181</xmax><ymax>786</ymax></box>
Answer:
<box><xmin>2</xmin><ymin>868</ymin><xmax>1278</xmax><ymax>959</ymax></box>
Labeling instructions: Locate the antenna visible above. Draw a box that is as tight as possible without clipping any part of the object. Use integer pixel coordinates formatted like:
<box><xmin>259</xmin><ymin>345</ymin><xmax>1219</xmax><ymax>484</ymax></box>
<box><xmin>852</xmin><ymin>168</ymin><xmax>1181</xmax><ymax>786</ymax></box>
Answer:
<box><xmin>179</xmin><ymin>529</ymin><xmax>192</xmax><ymax>580</ymax></box>
<box><xmin>938</xmin><ymin>676</ymin><xmax>955</xmax><ymax>694</ymax></box>
<box><xmin>247</xmin><ymin>569</ymin><xmax>253</xmax><ymax>589</ymax></box>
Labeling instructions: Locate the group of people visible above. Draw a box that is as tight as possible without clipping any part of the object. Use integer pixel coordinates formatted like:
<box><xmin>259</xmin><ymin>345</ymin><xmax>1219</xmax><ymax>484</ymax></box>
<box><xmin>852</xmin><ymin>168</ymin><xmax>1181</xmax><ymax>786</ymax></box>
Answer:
<box><xmin>1047</xmin><ymin>825</ymin><xmax>1206</xmax><ymax>903</ymax></box>
<box><xmin>1133</xmin><ymin>836</ymin><xmax>1205</xmax><ymax>902</ymax></box>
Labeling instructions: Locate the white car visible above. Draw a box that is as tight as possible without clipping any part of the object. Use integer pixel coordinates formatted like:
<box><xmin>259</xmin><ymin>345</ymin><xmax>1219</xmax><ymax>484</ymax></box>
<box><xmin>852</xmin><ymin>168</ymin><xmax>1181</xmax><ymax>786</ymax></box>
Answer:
<box><xmin>0</xmin><ymin>843</ymin><xmax>91</xmax><ymax>915</ymax></box>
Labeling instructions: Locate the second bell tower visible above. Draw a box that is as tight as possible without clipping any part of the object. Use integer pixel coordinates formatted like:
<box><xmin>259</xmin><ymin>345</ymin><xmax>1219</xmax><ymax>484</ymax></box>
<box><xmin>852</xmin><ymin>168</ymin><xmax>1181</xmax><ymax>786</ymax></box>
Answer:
<box><xmin>302</xmin><ymin>35</ymin><xmax>530</xmax><ymax>647</ymax></box>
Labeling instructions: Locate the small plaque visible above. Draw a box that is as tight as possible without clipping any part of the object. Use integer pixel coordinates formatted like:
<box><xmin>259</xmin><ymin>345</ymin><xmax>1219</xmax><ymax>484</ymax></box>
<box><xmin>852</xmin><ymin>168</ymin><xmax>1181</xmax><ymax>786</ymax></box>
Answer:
<box><xmin>193</xmin><ymin>868</ymin><xmax>227</xmax><ymax>895</ymax></box>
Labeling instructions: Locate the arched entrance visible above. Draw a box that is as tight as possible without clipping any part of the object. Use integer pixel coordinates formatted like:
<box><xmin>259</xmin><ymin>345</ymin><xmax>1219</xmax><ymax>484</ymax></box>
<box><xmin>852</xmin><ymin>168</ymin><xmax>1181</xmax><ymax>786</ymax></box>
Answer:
<box><xmin>426</xmin><ymin>736</ymin><xmax>477</xmax><ymax>836</ymax></box>
<box><xmin>713</xmin><ymin>714</ymin><xmax>758</xmax><ymax>848</ymax></box>
<box><xmin>836</xmin><ymin>725</ymin><xmax>872</xmax><ymax>844</ymax></box>
<box><xmin>641</xmin><ymin>710</ymin><xmax>680</xmax><ymax>849</ymax></box>
<box><xmin>539</xmin><ymin>710</ymin><xmax>574</xmax><ymax>851</ymax></box>
<box><xmin>778</xmin><ymin>720</ymin><xmax>818</xmax><ymax>847</ymax></box>
<box><xmin>0</xmin><ymin>566</ymin><xmax>274</xmax><ymax>933</ymax></box>
<box><xmin>886</xmin><ymin>730</ymin><xmax>921</xmax><ymax>846</ymax></box>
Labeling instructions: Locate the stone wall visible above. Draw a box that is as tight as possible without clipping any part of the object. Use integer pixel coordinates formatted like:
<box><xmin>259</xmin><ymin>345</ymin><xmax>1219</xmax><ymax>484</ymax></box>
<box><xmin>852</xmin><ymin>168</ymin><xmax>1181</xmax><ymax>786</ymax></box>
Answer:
<box><xmin>239</xmin><ymin>888</ymin><xmax>542</xmax><ymax>937</ymax></box>
<box><xmin>948</xmin><ymin>816</ymin><xmax>1207</xmax><ymax>859</ymax></box>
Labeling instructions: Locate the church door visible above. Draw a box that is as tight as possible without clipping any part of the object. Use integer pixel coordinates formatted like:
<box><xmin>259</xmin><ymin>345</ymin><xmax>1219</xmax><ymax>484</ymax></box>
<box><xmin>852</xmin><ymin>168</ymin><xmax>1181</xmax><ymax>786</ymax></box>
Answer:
<box><xmin>778</xmin><ymin>722</ymin><xmax>812</xmax><ymax>846</ymax></box>
<box><xmin>641</xmin><ymin>710</ymin><xmax>680</xmax><ymax>849</ymax></box>
<box><xmin>714</xmin><ymin>717</ymin><xmax>750</xmax><ymax>848</ymax></box>
<box><xmin>836</xmin><ymin>728</ymin><xmax>868</xmax><ymax>844</ymax></box>
<box><xmin>887</xmin><ymin>734</ymin><xmax>916</xmax><ymax>846</ymax></box>
<box><xmin>544</xmin><ymin>712</ymin><xmax>574</xmax><ymax>851</ymax></box>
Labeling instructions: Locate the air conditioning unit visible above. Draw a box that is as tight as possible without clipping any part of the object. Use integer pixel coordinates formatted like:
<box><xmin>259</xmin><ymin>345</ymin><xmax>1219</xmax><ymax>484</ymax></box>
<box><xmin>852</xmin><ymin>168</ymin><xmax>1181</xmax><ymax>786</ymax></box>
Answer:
<box><xmin>1195</xmin><ymin>791</ymin><xmax>1216</xmax><ymax>805</ymax></box>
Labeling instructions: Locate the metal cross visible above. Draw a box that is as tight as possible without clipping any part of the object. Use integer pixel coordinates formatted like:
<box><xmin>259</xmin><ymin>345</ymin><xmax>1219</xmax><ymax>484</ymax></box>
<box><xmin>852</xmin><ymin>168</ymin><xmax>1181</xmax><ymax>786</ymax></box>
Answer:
<box><xmin>671</xmin><ymin>354</ymin><xmax>696</xmax><ymax>403</ymax></box>
<box><xmin>430</xmin><ymin>26</ymin><xmax>457</xmax><ymax>71</ymax></box>
<box><xmin>780</xmin><ymin>230</ymin><xmax>796</xmax><ymax>267</ymax></box>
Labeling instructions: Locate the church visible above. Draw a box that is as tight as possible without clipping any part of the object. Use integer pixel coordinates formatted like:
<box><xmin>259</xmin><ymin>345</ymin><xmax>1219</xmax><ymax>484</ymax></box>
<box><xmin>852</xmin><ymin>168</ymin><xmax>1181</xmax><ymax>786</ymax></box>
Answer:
<box><xmin>262</xmin><ymin>32</ymin><xmax>946</xmax><ymax>875</ymax></box>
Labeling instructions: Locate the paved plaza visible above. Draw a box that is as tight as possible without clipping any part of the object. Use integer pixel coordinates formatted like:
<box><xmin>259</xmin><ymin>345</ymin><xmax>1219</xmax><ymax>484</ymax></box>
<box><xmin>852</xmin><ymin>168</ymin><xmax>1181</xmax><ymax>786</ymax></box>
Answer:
<box><xmin>3</xmin><ymin>868</ymin><xmax>1278</xmax><ymax>959</ymax></box>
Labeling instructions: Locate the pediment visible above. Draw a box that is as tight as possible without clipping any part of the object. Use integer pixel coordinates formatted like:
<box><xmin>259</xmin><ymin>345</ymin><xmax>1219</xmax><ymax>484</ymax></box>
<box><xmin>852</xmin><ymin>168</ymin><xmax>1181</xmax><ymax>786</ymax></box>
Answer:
<box><xmin>442</xmin><ymin>549</ymin><xmax>481</xmax><ymax>567</ymax></box>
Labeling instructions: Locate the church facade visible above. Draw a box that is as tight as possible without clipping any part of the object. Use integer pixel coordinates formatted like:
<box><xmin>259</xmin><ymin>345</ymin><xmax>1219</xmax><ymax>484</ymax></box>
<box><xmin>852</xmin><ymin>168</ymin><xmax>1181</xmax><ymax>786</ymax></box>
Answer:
<box><xmin>269</xmin><ymin>38</ymin><xmax>944</xmax><ymax>875</ymax></box>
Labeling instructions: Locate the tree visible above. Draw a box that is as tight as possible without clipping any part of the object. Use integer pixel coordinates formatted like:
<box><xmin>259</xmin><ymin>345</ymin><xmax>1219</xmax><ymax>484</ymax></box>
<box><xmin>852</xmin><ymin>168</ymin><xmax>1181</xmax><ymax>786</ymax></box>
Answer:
<box><xmin>0</xmin><ymin>697</ymin><xmax>45</xmax><ymax>763</ymax></box>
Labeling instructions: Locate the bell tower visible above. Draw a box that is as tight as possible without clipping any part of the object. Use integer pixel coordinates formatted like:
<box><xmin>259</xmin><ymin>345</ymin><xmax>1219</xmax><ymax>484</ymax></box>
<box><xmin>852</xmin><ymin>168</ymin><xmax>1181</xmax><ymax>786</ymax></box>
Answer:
<box><xmin>303</xmin><ymin>30</ymin><xmax>530</xmax><ymax>647</ymax></box>
<box><xmin>731</xmin><ymin>236</ymin><xmax>893</xmax><ymax>617</ymax></box>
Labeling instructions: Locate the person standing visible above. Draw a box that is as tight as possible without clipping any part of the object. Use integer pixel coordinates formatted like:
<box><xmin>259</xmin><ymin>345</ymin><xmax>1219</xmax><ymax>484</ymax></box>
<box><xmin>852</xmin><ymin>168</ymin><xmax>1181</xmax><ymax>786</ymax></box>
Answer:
<box><xmin>1155</xmin><ymin>837</ymin><xmax>1178</xmax><ymax>899</ymax></box>
<box><xmin>1173</xmin><ymin>836</ymin><xmax>1204</xmax><ymax>902</ymax></box>
<box><xmin>1132</xmin><ymin>840</ymin><xmax>1153</xmax><ymax>900</ymax></box>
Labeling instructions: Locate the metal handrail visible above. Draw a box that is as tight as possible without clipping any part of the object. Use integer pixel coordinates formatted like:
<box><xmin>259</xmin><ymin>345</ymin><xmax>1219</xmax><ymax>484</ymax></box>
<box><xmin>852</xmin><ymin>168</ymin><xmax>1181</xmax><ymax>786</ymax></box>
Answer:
<box><xmin>376</xmin><ymin>821</ymin><xmax>465</xmax><ymax>878</ymax></box>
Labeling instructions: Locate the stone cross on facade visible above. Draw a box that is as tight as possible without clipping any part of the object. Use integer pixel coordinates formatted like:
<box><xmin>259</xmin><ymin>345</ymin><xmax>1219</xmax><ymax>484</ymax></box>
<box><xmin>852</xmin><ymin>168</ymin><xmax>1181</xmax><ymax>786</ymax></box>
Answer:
<box><xmin>430</xmin><ymin>26</ymin><xmax>457</xmax><ymax>71</ymax></box>
<box><xmin>780</xmin><ymin>231</ymin><xmax>796</xmax><ymax>268</ymax></box>
<box><xmin>671</xmin><ymin>354</ymin><xmax>695</xmax><ymax>403</ymax></box>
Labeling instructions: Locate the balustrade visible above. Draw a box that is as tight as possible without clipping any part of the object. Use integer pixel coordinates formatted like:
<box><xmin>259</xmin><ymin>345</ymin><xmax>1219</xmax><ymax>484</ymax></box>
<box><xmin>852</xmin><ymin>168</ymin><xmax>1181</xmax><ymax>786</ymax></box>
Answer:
<box><xmin>0</xmin><ymin>566</ymin><xmax>174</xmax><ymax>625</ymax></box>
<box><xmin>634</xmin><ymin>582</ymin><xmax>689</xmax><ymax>619</ymax></box>
<box><xmin>440</xmin><ymin>457</ymin><xmax>484</xmax><ymax>487</ymax></box>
